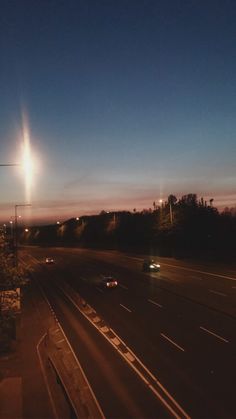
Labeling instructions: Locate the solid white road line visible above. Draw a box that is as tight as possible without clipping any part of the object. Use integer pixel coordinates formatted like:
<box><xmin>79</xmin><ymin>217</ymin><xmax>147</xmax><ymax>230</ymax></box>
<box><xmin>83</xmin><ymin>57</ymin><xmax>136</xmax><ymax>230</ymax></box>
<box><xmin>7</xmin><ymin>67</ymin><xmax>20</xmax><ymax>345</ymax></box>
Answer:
<box><xmin>119</xmin><ymin>283</ymin><xmax>128</xmax><ymax>290</ymax></box>
<box><xmin>209</xmin><ymin>289</ymin><xmax>227</xmax><ymax>297</ymax></box>
<box><xmin>160</xmin><ymin>333</ymin><xmax>185</xmax><ymax>352</ymax></box>
<box><xmin>36</xmin><ymin>280</ymin><xmax>105</xmax><ymax>418</ymax></box>
<box><xmin>119</xmin><ymin>303</ymin><xmax>132</xmax><ymax>313</ymax></box>
<box><xmin>57</xmin><ymin>283</ymin><xmax>190</xmax><ymax>419</ymax></box>
<box><xmin>148</xmin><ymin>299</ymin><xmax>163</xmax><ymax>308</ymax></box>
<box><xmin>200</xmin><ymin>326</ymin><xmax>229</xmax><ymax>343</ymax></box>
<box><xmin>37</xmin><ymin>333</ymin><xmax>58</xmax><ymax>419</ymax></box>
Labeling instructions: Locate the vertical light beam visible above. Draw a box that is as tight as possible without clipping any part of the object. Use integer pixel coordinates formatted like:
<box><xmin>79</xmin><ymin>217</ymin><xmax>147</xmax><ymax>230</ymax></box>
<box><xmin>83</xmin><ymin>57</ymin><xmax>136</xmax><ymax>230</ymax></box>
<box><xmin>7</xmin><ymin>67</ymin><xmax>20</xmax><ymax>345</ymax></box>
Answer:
<box><xmin>22</xmin><ymin>115</ymin><xmax>33</xmax><ymax>203</ymax></box>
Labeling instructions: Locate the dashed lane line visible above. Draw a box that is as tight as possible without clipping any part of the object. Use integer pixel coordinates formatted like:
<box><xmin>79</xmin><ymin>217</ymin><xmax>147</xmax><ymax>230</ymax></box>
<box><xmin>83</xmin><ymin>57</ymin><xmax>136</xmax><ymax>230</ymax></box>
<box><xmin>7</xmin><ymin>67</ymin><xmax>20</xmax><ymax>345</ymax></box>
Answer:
<box><xmin>148</xmin><ymin>299</ymin><xmax>163</xmax><ymax>308</ymax></box>
<box><xmin>96</xmin><ymin>287</ymin><xmax>104</xmax><ymax>293</ymax></box>
<box><xmin>200</xmin><ymin>326</ymin><xmax>229</xmax><ymax>344</ymax></box>
<box><xmin>56</xmin><ymin>338</ymin><xmax>65</xmax><ymax>344</ymax></box>
<box><xmin>110</xmin><ymin>337</ymin><xmax>121</xmax><ymax>346</ymax></box>
<box><xmin>57</xmin><ymin>282</ymin><xmax>190</xmax><ymax>419</ymax></box>
<box><xmin>160</xmin><ymin>333</ymin><xmax>185</xmax><ymax>353</ymax></box>
<box><xmin>209</xmin><ymin>289</ymin><xmax>227</xmax><ymax>297</ymax></box>
<box><xmin>37</xmin><ymin>333</ymin><xmax>59</xmax><ymax>419</ymax></box>
<box><xmin>127</xmin><ymin>256</ymin><xmax>236</xmax><ymax>281</ymax></box>
<box><xmin>120</xmin><ymin>303</ymin><xmax>132</xmax><ymax>313</ymax></box>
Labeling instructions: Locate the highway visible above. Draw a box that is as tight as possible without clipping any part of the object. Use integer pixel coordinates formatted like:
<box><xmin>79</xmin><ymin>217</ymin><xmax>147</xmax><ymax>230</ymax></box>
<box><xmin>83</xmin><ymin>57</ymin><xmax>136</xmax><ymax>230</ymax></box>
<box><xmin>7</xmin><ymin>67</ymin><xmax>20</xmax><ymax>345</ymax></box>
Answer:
<box><xmin>21</xmin><ymin>246</ymin><xmax>236</xmax><ymax>418</ymax></box>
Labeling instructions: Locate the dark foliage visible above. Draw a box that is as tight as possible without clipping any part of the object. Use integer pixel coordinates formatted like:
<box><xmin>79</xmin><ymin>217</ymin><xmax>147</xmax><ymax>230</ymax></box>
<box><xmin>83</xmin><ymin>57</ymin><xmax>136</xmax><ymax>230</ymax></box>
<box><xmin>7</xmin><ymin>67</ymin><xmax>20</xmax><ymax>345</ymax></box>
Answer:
<box><xmin>19</xmin><ymin>194</ymin><xmax>236</xmax><ymax>261</ymax></box>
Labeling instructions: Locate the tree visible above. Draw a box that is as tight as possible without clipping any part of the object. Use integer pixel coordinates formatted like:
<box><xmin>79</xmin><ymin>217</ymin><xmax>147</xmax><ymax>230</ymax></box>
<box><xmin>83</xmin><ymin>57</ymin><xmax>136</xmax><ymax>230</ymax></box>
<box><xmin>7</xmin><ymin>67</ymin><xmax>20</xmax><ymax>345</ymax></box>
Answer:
<box><xmin>180</xmin><ymin>194</ymin><xmax>198</xmax><ymax>206</ymax></box>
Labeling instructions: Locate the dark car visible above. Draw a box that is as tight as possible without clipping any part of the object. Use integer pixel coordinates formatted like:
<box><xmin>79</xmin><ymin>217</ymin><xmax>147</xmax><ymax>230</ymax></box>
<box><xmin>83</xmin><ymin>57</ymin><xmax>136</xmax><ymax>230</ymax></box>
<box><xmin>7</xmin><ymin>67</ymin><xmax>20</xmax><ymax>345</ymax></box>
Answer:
<box><xmin>142</xmin><ymin>259</ymin><xmax>160</xmax><ymax>272</ymax></box>
<box><xmin>101</xmin><ymin>276</ymin><xmax>118</xmax><ymax>288</ymax></box>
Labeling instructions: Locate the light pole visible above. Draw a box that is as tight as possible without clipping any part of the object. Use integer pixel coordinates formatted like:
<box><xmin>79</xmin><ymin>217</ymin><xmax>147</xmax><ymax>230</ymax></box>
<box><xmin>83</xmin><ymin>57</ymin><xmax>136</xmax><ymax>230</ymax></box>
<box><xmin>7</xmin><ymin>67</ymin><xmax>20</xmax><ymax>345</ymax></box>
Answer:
<box><xmin>9</xmin><ymin>221</ymin><xmax>13</xmax><ymax>239</ymax></box>
<box><xmin>14</xmin><ymin>204</ymin><xmax>31</xmax><ymax>267</ymax></box>
<box><xmin>0</xmin><ymin>163</ymin><xmax>21</xmax><ymax>167</ymax></box>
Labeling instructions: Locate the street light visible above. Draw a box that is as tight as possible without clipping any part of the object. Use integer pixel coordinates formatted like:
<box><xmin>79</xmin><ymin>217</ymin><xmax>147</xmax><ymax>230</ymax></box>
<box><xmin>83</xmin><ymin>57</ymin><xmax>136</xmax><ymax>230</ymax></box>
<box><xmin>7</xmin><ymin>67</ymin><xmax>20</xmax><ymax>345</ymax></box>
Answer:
<box><xmin>14</xmin><ymin>204</ymin><xmax>31</xmax><ymax>267</ymax></box>
<box><xmin>0</xmin><ymin>163</ymin><xmax>21</xmax><ymax>167</ymax></box>
<box><xmin>159</xmin><ymin>198</ymin><xmax>173</xmax><ymax>224</ymax></box>
<box><xmin>9</xmin><ymin>221</ymin><xmax>13</xmax><ymax>239</ymax></box>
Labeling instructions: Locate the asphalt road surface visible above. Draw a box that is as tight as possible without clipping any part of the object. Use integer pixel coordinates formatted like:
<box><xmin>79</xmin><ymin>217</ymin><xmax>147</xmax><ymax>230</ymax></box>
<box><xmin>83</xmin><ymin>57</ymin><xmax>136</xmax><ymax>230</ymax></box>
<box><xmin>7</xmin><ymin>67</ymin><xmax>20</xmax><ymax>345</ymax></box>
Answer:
<box><xmin>21</xmin><ymin>246</ymin><xmax>236</xmax><ymax>419</ymax></box>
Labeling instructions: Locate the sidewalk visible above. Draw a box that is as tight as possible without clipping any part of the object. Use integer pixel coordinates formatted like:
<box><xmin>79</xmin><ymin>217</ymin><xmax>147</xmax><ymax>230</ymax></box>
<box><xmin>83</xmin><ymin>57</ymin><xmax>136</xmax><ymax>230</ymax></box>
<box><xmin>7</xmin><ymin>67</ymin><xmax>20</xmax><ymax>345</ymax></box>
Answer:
<box><xmin>0</xmin><ymin>336</ymin><xmax>22</xmax><ymax>419</ymax></box>
<box><xmin>21</xmin><ymin>282</ymin><xmax>54</xmax><ymax>419</ymax></box>
<box><xmin>0</xmin><ymin>282</ymin><xmax>54</xmax><ymax>419</ymax></box>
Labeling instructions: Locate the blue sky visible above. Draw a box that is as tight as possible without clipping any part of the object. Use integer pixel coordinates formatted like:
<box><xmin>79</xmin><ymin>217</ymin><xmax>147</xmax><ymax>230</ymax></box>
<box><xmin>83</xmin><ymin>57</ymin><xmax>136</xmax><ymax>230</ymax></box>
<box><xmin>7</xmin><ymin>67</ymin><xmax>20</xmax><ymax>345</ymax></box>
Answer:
<box><xmin>1</xmin><ymin>0</ymin><xmax>236</xmax><ymax>223</ymax></box>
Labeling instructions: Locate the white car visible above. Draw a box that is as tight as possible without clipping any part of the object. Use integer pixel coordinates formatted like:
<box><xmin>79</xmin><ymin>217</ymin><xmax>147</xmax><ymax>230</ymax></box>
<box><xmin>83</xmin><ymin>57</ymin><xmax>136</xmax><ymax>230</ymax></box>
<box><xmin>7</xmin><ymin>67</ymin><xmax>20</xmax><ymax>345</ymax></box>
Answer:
<box><xmin>45</xmin><ymin>257</ymin><xmax>54</xmax><ymax>264</ymax></box>
<box><xmin>143</xmin><ymin>259</ymin><xmax>160</xmax><ymax>272</ymax></box>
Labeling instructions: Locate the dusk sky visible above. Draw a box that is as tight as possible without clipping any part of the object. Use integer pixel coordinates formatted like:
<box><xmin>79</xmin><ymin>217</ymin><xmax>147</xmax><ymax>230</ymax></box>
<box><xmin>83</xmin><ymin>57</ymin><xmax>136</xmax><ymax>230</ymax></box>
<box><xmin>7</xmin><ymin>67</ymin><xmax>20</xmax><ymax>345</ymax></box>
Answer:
<box><xmin>1</xmin><ymin>0</ymin><xmax>236</xmax><ymax>224</ymax></box>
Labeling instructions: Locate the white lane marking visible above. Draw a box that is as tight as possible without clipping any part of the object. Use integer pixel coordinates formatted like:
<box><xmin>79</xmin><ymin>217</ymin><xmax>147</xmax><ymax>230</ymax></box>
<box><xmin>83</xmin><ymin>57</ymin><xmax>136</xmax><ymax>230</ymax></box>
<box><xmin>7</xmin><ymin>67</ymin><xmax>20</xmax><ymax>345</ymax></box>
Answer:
<box><xmin>232</xmin><ymin>286</ymin><xmax>236</xmax><ymax>289</ymax></box>
<box><xmin>119</xmin><ymin>283</ymin><xmax>128</xmax><ymax>290</ymax></box>
<box><xmin>120</xmin><ymin>303</ymin><xmax>132</xmax><ymax>313</ymax></box>
<box><xmin>100</xmin><ymin>326</ymin><xmax>109</xmax><ymax>333</ymax></box>
<box><xmin>57</xmin><ymin>283</ymin><xmax>190</xmax><ymax>419</ymax></box>
<box><xmin>56</xmin><ymin>338</ymin><xmax>65</xmax><ymax>344</ymax></box>
<box><xmin>37</xmin><ymin>333</ymin><xmax>59</xmax><ymax>419</ymax></box>
<box><xmin>96</xmin><ymin>287</ymin><xmax>104</xmax><ymax>293</ymax></box>
<box><xmin>110</xmin><ymin>337</ymin><xmax>120</xmax><ymax>346</ymax></box>
<box><xmin>209</xmin><ymin>289</ymin><xmax>227</xmax><ymax>297</ymax></box>
<box><xmin>160</xmin><ymin>333</ymin><xmax>185</xmax><ymax>352</ymax></box>
<box><xmin>80</xmin><ymin>277</ymin><xmax>87</xmax><ymax>281</ymax></box>
<box><xmin>124</xmin><ymin>351</ymin><xmax>135</xmax><ymax>362</ymax></box>
<box><xmin>36</xmin><ymin>280</ymin><xmax>105</xmax><ymax>418</ymax></box>
<box><xmin>200</xmin><ymin>326</ymin><xmax>229</xmax><ymax>343</ymax></box>
<box><xmin>127</xmin><ymin>256</ymin><xmax>236</xmax><ymax>281</ymax></box>
<box><xmin>93</xmin><ymin>316</ymin><xmax>101</xmax><ymax>323</ymax></box>
<box><xmin>108</xmin><ymin>329</ymin><xmax>190</xmax><ymax>419</ymax></box>
<box><xmin>148</xmin><ymin>299</ymin><xmax>163</xmax><ymax>308</ymax></box>
<box><xmin>128</xmin><ymin>256</ymin><xmax>142</xmax><ymax>261</ymax></box>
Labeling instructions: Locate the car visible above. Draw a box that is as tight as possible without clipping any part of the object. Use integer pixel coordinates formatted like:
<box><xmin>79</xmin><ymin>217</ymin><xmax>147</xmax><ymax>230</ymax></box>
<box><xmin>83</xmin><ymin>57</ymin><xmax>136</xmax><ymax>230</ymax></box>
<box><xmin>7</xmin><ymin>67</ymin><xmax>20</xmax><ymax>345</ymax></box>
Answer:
<box><xmin>45</xmin><ymin>257</ymin><xmax>54</xmax><ymax>264</ymax></box>
<box><xmin>142</xmin><ymin>259</ymin><xmax>160</xmax><ymax>272</ymax></box>
<box><xmin>101</xmin><ymin>276</ymin><xmax>118</xmax><ymax>288</ymax></box>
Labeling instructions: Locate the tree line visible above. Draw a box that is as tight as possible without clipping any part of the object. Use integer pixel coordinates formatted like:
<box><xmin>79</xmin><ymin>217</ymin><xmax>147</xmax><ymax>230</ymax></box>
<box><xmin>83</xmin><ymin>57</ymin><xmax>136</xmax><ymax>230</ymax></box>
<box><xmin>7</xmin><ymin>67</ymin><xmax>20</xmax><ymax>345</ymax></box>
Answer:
<box><xmin>19</xmin><ymin>194</ymin><xmax>236</xmax><ymax>261</ymax></box>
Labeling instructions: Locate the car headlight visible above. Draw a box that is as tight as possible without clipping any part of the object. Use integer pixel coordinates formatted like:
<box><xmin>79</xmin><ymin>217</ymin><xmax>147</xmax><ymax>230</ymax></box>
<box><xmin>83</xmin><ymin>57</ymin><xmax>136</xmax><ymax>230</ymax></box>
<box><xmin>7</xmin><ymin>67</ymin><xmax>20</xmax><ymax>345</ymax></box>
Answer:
<box><xmin>150</xmin><ymin>264</ymin><xmax>155</xmax><ymax>268</ymax></box>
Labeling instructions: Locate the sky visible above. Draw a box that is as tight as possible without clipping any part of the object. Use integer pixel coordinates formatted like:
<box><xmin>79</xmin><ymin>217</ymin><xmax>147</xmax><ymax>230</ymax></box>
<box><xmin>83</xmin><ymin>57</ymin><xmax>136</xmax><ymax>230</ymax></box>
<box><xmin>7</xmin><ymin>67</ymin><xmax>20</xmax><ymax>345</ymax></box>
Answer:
<box><xmin>0</xmin><ymin>0</ymin><xmax>236</xmax><ymax>224</ymax></box>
